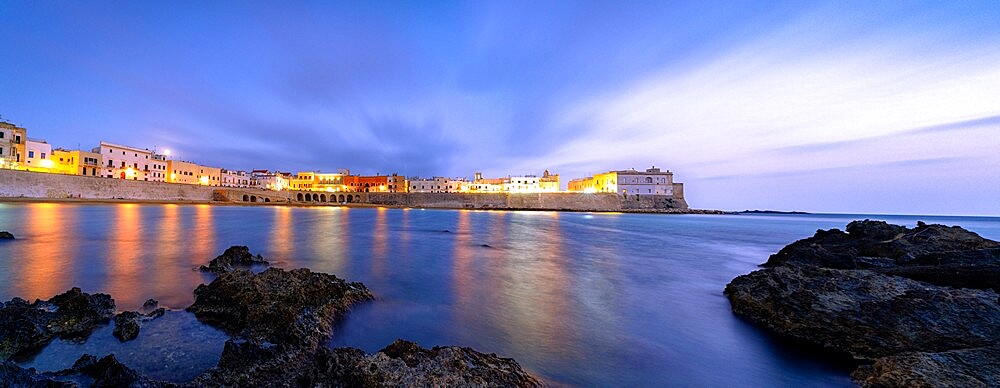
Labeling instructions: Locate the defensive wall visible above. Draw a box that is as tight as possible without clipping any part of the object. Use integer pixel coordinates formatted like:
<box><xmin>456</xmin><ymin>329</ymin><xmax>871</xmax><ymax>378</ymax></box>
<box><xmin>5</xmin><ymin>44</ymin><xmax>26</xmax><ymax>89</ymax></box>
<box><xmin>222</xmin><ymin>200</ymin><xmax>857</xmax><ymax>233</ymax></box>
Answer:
<box><xmin>0</xmin><ymin>169</ymin><xmax>689</xmax><ymax>211</ymax></box>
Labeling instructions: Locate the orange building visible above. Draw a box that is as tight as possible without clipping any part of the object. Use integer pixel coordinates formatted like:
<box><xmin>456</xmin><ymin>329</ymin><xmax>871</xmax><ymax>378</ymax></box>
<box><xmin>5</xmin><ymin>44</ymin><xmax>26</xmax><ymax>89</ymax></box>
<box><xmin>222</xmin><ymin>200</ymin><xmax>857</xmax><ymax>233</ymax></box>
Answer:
<box><xmin>344</xmin><ymin>174</ymin><xmax>405</xmax><ymax>192</ymax></box>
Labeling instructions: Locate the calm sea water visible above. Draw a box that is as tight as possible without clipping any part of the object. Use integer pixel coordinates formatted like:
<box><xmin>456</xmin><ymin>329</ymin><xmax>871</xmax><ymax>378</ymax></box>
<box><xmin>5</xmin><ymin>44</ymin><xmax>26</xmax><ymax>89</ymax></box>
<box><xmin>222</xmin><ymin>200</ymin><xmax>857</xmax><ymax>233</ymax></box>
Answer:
<box><xmin>1</xmin><ymin>203</ymin><xmax>998</xmax><ymax>386</ymax></box>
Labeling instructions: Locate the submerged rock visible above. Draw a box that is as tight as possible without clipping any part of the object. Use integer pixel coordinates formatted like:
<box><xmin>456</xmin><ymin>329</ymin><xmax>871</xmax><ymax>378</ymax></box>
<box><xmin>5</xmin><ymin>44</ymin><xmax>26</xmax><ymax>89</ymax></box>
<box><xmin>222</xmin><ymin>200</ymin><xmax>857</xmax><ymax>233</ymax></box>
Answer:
<box><xmin>112</xmin><ymin>308</ymin><xmax>166</xmax><ymax>342</ymax></box>
<box><xmin>0</xmin><ymin>287</ymin><xmax>115</xmax><ymax>360</ymax></box>
<box><xmin>142</xmin><ymin>299</ymin><xmax>159</xmax><ymax>312</ymax></box>
<box><xmin>0</xmin><ymin>231</ymin><xmax>13</xmax><ymax>240</ymax></box>
<box><xmin>199</xmin><ymin>245</ymin><xmax>270</xmax><ymax>273</ymax></box>
<box><xmin>727</xmin><ymin>220</ymin><xmax>1000</xmax><ymax>387</ymax></box>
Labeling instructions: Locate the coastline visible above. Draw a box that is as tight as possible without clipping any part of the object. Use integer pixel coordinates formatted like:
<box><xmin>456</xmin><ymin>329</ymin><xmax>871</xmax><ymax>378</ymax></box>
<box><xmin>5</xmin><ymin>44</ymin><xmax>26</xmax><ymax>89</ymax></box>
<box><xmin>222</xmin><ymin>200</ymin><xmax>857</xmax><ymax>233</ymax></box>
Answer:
<box><xmin>0</xmin><ymin>196</ymin><xmax>730</xmax><ymax>214</ymax></box>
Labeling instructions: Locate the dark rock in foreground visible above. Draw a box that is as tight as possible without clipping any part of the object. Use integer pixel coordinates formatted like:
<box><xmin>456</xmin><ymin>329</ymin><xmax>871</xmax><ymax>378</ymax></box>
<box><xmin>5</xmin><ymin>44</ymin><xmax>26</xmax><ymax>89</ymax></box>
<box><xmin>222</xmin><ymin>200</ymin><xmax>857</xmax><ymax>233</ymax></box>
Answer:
<box><xmin>0</xmin><ymin>231</ymin><xmax>13</xmax><ymax>240</ymax></box>
<box><xmin>1</xmin><ymin>250</ymin><xmax>543</xmax><ymax>386</ymax></box>
<box><xmin>0</xmin><ymin>353</ymin><xmax>159</xmax><ymax>387</ymax></box>
<box><xmin>187</xmin><ymin>267</ymin><xmax>373</xmax><ymax>346</ymax></box>
<box><xmin>763</xmin><ymin>220</ymin><xmax>1000</xmax><ymax>291</ymax></box>
<box><xmin>112</xmin><ymin>308</ymin><xmax>166</xmax><ymax>342</ymax></box>
<box><xmin>0</xmin><ymin>287</ymin><xmax>115</xmax><ymax>360</ymax></box>
<box><xmin>727</xmin><ymin>220</ymin><xmax>1000</xmax><ymax>387</ymax></box>
<box><xmin>725</xmin><ymin>265</ymin><xmax>1000</xmax><ymax>359</ymax></box>
<box><xmin>852</xmin><ymin>346</ymin><xmax>1000</xmax><ymax>387</ymax></box>
<box><xmin>198</xmin><ymin>245</ymin><xmax>269</xmax><ymax>273</ymax></box>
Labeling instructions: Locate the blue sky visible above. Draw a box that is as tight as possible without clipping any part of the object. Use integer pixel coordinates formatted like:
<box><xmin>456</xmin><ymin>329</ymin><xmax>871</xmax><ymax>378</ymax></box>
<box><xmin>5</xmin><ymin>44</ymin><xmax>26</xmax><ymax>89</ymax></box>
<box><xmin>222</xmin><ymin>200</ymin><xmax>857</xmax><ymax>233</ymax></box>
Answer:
<box><xmin>2</xmin><ymin>1</ymin><xmax>999</xmax><ymax>215</ymax></box>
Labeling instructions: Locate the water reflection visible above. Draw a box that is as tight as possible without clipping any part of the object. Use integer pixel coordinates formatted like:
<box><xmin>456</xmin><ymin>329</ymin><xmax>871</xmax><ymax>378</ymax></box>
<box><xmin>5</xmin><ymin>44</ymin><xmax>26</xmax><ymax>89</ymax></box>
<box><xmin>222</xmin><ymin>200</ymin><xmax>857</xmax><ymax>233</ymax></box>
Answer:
<box><xmin>371</xmin><ymin>208</ymin><xmax>388</xmax><ymax>279</ymax></box>
<box><xmin>4</xmin><ymin>204</ymin><xmax>993</xmax><ymax>386</ymax></box>
<box><xmin>190</xmin><ymin>205</ymin><xmax>215</xmax><ymax>266</ymax></box>
<box><xmin>106</xmin><ymin>204</ymin><xmax>143</xmax><ymax>305</ymax></box>
<box><xmin>15</xmin><ymin>203</ymin><xmax>73</xmax><ymax>300</ymax></box>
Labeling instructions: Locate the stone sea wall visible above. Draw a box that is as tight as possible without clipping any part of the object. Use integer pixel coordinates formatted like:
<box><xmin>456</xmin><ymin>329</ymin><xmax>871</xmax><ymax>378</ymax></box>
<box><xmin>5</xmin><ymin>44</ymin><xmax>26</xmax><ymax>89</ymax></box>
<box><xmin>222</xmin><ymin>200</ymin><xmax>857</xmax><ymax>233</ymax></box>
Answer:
<box><xmin>0</xmin><ymin>169</ymin><xmax>690</xmax><ymax>211</ymax></box>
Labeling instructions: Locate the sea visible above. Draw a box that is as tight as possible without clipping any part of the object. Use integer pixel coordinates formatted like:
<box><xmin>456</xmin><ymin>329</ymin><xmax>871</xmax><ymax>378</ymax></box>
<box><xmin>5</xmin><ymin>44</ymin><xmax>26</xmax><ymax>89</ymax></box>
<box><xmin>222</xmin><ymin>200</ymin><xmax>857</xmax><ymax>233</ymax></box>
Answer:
<box><xmin>1</xmin><ymin>202</ymin><xmax>998</xmax><ymax>386</ymax></box>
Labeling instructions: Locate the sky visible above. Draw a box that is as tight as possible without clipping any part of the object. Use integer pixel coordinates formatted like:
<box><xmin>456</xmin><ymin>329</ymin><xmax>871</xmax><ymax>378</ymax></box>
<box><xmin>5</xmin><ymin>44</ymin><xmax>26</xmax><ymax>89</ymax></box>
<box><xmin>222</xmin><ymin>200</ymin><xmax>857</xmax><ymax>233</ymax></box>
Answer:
<box><xmin>2</xmin><ymin>1</ymin><xmax>999</xmax><ymax>215</ymax></box>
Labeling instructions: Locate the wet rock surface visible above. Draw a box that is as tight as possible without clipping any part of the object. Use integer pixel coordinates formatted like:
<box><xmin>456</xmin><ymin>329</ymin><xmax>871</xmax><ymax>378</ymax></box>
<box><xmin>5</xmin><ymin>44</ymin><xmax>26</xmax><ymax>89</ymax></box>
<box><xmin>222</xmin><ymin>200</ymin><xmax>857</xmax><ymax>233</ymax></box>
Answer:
<box><xmin>198</xmin><ymin>245</ymin><xmax>269</xmax><ymax>273</ymax></box>
<box><xmin>0</xmin><ymin>231</ymin><xmax>14</xmax><ymax>239</ymax></box>
<box><xmin>727</xmin><ymin>220</ymin><xmax>1000</xmax><ymax>386</ymax></box>
<box><xmin>2</xmin><ymin>249</ymin><xmax>543</xmax><ymax>386</ymax></box>
<box><xmin>187</xmin><ymin>267</ymin><xmax>374</xmax><ymax>346</ymax></box>
<box><xmin>112</xmin><ymin>308</ymin><xmax>166</xmax><ymax>342</ymax></box>
<box><xmin>851</xmin><ymin>346</ymin><xmax>1000</xmax><ymax>387</ymax></box>
<box><xmin>0</xmin><ymin>287</ymin><xmax>115</xmax><ymax>360</ymax></box>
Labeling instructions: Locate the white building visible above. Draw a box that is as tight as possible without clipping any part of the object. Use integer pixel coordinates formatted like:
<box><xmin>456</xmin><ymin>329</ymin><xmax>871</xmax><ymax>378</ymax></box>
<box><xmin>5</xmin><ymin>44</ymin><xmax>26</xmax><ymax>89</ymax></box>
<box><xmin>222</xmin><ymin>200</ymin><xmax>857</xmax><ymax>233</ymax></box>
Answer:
<box><xmin>408</xmin><ymin>177</ymin><xmax>467</xmax><ymax>193</ymax></box>
<box><xmin>24</xmin><ymin>138</ymin><xmax>53</xmax><ymax>172</ymax></box>
<box><xmin>252</xmin><ymin>170</ymin><xmax>290</xmax><ymax>191</ymax></box>
<box><xmin>95</xmin><ymin>141</ymin><xmax>167</xmax><ymax>181</ymax></box>
<box><xmin>617</xmin><ymin>167</ymin><xmax>674</xmax><ymax>195</ymax></box>
<box><xmin>221</xmin><ymin>169</ymin><xmax>254</xmax><ymax>188</ymax></box>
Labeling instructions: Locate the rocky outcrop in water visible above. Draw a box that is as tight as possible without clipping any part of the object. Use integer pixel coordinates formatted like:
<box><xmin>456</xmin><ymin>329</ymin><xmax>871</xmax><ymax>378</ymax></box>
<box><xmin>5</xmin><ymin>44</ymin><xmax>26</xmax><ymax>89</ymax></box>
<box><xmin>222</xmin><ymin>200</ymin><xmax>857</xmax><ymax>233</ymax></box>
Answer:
<box><xmin>0</xmin><ymin>231</ymin><xmax>14</xmax><ymax>240</ymax></box>
<box><xmin>0</xmin><ymin>249</ymin><xmax>543</xmax><ymax>386</ymax></box>
<box><xmin>187</xmin><ymin>267</ymin><xmax>373</xmax><ymax>346</ymax></box>
<box><xmin>0</xmin><ymin>287</ymin><xmax>115</xmax><ymax>360</ymax></box>
<box><xmin>198</xmin><ymin>245</ymin><xmax>269</xmax><ymax>273</ymax></box>
<box><xmin>112</xmin><ymin>308</ymin><xmax>165</xmax><ymax>342</ymax></box>
<box><xmin>726</xmin><ymin>220</ymin><xmax>1000</xmax><ymax>387</ymax></box>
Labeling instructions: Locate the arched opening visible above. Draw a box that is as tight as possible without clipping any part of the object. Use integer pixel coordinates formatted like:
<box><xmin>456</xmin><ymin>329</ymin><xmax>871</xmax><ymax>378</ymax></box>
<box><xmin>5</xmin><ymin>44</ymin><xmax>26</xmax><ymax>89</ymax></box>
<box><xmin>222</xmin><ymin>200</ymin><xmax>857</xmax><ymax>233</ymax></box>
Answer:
<box><xmin>250</xmin><ymin>195</ymin><xmax>257</xmax><ymax>203</ymax></box>
<box><xmin>242</xmin><ymin>194</ymin><xmax>249</xmax><ymax>202</ymax></box>
<box><xmin>365</xmin><ymin>188</ymin><xmax>369</xmax><ymax>192</ymax></box>
<box><xmin>264</xmin><ymin>198</ymin><xmax>270</xmax><ymax>203</ymax></box>
<box><xmin>346</xmin><ymin>195</ymin><xmax>353</xmax><ymax>203</ymax></box>
<box><xmin>354</xmin><ymin>195</ymin><xmax>361</xmax><ymax>203</ymax></box>
<box><xmin>645</xmin><ymin>177</ymin><xmax>653</xmax><ymax>184</ymax></box>
<box><xmin>320</xmin><ymin>194</ymin><xmax>327</xmax><ymax>202</ymax></box>
<box><xmin>312</xmin><ymin>193</ymin><xmax>319</xmax><ymax>202</ymax></box>
<box><xmin>339</xmin><ymin>194</ymin><xmax>345</xmax><ymax>202</ymax></box>
<box><xmin>297</xmin><ymin>193</ymin><xmax>304</xmax><ymax>201</ymax></box>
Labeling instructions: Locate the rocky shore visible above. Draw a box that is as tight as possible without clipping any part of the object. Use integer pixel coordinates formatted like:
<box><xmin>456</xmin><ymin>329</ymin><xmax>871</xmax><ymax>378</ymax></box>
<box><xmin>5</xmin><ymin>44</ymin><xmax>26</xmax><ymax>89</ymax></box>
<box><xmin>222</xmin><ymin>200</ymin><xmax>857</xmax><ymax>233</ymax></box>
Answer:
<box><xmin>0</xmin><ymin>246</ymin><xmax>543</xmax><ymax>387</ymax></box>
<box><xmin>726</xmin><ymin>220</ymin><xmax>1000</xmax><ymax>386</ymax></box>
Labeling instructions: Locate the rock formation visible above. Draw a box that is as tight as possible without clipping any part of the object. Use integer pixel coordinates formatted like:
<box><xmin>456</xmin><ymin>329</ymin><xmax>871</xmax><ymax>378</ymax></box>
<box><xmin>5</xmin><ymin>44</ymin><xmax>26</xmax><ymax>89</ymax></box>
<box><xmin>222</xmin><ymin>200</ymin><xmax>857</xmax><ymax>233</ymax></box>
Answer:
<box><xmin>727</xmin><ymin>220</ymin><xmax>1000</xmax><ymax>386</ymax></box>
<box><xmin>0</xmin><ymin>287</ymin><xmax>115</xmax><ymax>360</ymax></box>
<box><xmin>198</xmin><ymin>245</ymin><xmax>269</xmax><ymax>273</ymax></box>
<box><xmin>0</xmin><ymin>231</ymin><xmax>13</xmax><ymax>240</ymax></box>
<box><xmin>112</xmin><ymin>308</ymin><xmax>165</xmax><ymax>342</ymax></box>
<box><xmin>0</xmin><ymin>248</ymin><xmax>543</xmax><ymax>386</ymax></box>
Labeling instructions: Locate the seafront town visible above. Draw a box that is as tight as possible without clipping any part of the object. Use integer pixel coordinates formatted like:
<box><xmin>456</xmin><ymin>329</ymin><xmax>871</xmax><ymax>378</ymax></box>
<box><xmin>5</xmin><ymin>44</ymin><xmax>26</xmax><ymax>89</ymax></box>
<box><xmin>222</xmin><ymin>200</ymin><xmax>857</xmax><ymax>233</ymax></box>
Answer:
<box><xmin>0</xmin><ymin>119</ymin><xmax>684</xmax><ymax>198</ymax></box>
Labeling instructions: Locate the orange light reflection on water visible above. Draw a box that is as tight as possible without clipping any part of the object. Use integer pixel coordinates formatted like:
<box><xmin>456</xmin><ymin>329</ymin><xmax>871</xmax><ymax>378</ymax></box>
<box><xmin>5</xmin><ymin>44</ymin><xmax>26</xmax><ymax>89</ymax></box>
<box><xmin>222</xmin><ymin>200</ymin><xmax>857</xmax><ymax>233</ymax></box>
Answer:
<box><xmin>15</xmin><ymin>203</ymin><xmax>73</xmax><ymax>300</ymax></box>
<box><xmin>106</xmin><ymin>204</ymin><xmax>143</xmax><ymax>304</ymax></box>
<box><xmin>370</xmin><ymin>207</ymin><xmax>388</xmax><ymax>279</ymax></box>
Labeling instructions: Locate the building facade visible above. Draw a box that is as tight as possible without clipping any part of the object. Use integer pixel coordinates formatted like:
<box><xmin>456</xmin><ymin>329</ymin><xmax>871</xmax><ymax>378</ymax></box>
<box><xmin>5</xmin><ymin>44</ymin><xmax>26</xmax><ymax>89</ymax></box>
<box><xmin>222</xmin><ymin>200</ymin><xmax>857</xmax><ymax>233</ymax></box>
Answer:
<box><xmin>95</xmin><ymin>142</ymin><xmax>167</xmax><ymax>181</ymax></box>
<box><xmin>252</xmin><ymin>170</ymin><xmax>290</xmax><ymax>191</ymax></box>
<box><xmin>168</xmin><ymin>160</ymin><xmax>221</xmax><ymax>185</ymax></box>
<box><xmin>0</xmin><ymin>121</ymin><xmax>27</xmax><ymax>170</ymax></box>
<box><xmin>407</xmin><ymin>177</ymin><xmax>467</xmax><ymax>193</ymax></box>
<box><xmin>52</xmin><ymin>149</ymin><xmax>102</xmax><ymax>176</ymax></box>
<box><xmin>290</xmin><ymin>171</ymin><xmax>348</xmax><ymax>191</ymax></box>
<box><xmin>221</xmin><ymin>169</ymin><xmax>254</xmax><ymax>188</ymax></box>
<box><xmin>568</xmin><ymin>166</ymin><xmax>675</xmax><ymax>195</ymax></box>
<box><xmin>23</xmin><ymin>138</ymin><xmax>53</xmax><ymax>172</ymax></box>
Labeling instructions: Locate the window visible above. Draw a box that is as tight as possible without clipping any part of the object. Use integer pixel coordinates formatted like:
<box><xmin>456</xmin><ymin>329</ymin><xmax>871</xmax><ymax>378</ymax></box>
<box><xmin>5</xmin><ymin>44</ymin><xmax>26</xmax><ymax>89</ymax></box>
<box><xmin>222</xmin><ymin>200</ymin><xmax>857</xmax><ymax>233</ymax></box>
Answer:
<box><xmin>0</xmin><ymin>148</ymin><xmax>3</xmax><ymax>155</ymax></box>
<box><xmin>41</xmin><ymin>153</ymin><xmax>46</xmax><ymax>159</ymax></box>
<box><xmin>0</xmin><ymin>132</ymin><xmax>4</xmax><ymax>138</ymax></box>
<box><xmin>28</xmin><ymin>151</ymin><xmax>34</xmax><ymax>158</ymax></box>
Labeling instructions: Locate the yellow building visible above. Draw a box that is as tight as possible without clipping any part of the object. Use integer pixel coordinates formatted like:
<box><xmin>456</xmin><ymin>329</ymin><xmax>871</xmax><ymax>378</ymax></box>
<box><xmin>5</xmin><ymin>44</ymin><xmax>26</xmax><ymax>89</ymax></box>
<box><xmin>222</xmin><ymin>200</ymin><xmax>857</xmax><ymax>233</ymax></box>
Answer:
<box><xmin>168</xmin><ymin>160</ymin><xmax>222</xmax><ymax>186</ymax></box>
<box><xmin>290</xmin><ymin>171</ymin><xmax>348</xmax><ymax>191</ymax></box>
<box><xmin>0</xmin><ymin>121</ymin><xmax>27</xmax><ymax>170</ymax></box>
<box><xmin>52</xmin><ymin>149</ymin><xmax>102</xmax><ymax>176</ymax></box>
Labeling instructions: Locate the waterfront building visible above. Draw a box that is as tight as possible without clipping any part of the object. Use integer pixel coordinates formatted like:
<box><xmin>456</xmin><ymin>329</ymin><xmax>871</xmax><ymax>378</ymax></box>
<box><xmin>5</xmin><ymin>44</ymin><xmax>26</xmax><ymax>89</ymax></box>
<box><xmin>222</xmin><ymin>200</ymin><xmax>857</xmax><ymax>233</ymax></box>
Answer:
<box><xmin>568</xmin><ymin>166</ymin><xmax>677</xmax><ymax>195</ymax></box>
<box><xmin>52</xmin><ymin>148</ymin><xmax>102</xmax><ymax>176</ymax></box>
<box><xmin>221</xmin><ymin>169</ymin><xmax>254</xmax><ymax>188</ymax></box>
<box><xmin>23</xmin><ymin>138</ymin><xmax>53</xmax><ymax>172</ymax></box>
<box><xmin>290</xmin><ymin>171</ymin><xmax>348</xmax><ymax>191</ymax></box>
<box><xmin>344</xmin><ymin>174</ymin><xmax>404</xmax><ymax>192</ymax></box>
<box><xmin>470</xmin><ymin>170</ymin><xmax>560</xmax><ymax>193</ymax></box>
<box><xmin>0</xmin><ymin>121</ymin><xmax>27</xmax><ymax>170</ymax></box>
<box><xmin>408</xmin><ymin>177</ymin><xmax>467</xmax><ymax>193</ymax></box>
<box><xmin>168</xmin><ymin>160</ymin><xmax>221</xmax><ymax>186</ymax></box>
<box><xmin>95</xmin><ymin>142</ymin><xmax>168</xmax><ymax>181</ymax></box>
<box><xmin>251</xmin><ymin>170</ymin><xmax>290</xmax><ymax>191</ymax></box>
